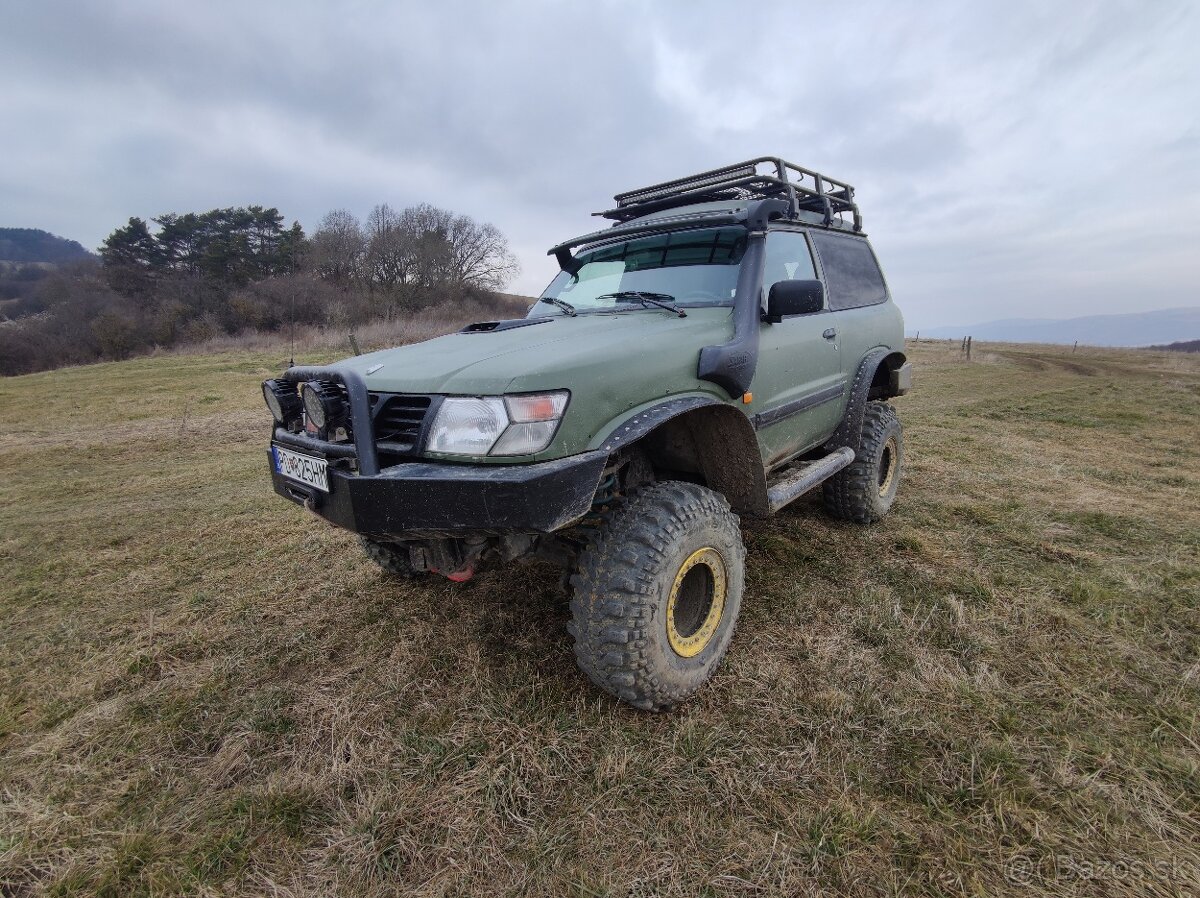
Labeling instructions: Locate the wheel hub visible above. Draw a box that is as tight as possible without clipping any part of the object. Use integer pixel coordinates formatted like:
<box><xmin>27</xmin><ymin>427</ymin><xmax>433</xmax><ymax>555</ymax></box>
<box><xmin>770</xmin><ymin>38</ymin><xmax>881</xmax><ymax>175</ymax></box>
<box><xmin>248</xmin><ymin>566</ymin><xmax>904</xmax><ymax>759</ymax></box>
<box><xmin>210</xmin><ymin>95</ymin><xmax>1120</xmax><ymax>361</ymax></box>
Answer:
<box><xmin>878</xmin><ymin>436</ymin><xmax>898</xmax><ymax>496</ymax></box>
<box><xmin>666</xmin><ymin>547</ymin><xmax>727</xmax><ymax>658</ymax></box>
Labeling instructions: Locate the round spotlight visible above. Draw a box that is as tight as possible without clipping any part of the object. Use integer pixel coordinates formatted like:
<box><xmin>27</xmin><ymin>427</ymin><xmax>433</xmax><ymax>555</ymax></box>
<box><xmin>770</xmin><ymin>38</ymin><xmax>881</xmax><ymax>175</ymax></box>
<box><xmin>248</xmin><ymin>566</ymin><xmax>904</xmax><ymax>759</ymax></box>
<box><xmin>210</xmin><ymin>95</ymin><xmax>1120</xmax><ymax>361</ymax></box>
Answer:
<box><xmin>262</xmin><ymin>379</ymin><xmax>302</xmax><ymax>424</ymax></box>
<box><xmin>301</xmin><ymin>381</ymin><xmax>345</xmax><ymax>430</ymax></box>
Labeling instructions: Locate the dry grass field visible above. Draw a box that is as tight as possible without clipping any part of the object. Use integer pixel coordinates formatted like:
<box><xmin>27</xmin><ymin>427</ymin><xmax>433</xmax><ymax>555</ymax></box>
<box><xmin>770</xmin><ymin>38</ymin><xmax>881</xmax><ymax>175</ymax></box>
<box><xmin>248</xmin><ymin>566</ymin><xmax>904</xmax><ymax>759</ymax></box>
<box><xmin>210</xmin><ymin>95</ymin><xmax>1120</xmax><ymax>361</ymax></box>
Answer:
<box><xmin>1</xmin><ymin>339</ymin><xmax>1198</xmax><ymax>897</ymax></box>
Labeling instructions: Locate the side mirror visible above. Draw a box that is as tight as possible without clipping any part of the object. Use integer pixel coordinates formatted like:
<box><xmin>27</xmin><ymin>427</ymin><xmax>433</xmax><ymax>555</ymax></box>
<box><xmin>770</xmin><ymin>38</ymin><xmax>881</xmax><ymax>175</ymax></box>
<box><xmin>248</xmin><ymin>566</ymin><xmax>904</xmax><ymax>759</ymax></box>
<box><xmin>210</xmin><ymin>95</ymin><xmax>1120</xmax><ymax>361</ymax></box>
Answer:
<box><xmin>765</xmin><ymin>280</ymin><xmax>824</xmax><ymax>323</ymax></box>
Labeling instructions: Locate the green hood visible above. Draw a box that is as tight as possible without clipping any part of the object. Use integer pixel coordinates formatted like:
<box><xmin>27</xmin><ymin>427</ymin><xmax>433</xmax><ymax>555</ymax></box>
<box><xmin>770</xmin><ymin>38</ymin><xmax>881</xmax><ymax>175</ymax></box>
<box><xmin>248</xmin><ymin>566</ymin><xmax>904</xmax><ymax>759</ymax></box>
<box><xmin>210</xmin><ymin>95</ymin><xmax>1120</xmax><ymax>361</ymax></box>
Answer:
<box><xmin>335</xmin><ymin>308</ymin><xmax>736</xmax><ymax>459</ymax></box>
<box><xmin>339</xmin><ymin>308</ymin><xmax>733</xmax><ymax>396</ymax></box>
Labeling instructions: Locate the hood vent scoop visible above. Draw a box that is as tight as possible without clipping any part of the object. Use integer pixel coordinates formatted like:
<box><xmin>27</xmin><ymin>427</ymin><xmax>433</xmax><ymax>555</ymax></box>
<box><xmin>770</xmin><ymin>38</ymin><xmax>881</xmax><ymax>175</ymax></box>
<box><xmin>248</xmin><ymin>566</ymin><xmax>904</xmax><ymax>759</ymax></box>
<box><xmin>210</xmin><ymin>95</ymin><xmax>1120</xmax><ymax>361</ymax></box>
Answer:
<box><xmin>459</xmin><ymin>317</ymin><xmax>553</xmax><ymax>334</ymax></box>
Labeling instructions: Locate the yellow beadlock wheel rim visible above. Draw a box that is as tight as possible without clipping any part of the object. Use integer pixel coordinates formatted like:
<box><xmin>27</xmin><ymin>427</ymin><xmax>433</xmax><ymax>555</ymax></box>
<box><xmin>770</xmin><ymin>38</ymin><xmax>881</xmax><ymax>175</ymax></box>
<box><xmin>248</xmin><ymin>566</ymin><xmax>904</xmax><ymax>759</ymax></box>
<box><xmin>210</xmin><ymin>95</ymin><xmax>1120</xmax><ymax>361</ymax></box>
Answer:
<box><xmin>878</xmin><ymin>436</ymin><xmax>898</xmax><ymax>496</ymax></box>
<box><xmin>665</xmin><ymin>547</ymin><xmax>727</xmax><ymax>658</ymax></box>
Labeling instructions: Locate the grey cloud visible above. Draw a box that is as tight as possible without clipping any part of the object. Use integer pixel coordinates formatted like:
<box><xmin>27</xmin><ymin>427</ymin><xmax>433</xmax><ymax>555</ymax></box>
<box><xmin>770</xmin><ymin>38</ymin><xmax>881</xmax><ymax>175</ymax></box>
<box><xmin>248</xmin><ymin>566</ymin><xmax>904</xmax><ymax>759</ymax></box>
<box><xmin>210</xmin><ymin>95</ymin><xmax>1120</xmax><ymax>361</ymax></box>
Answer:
<box><xmin>2</xmin><ymin>0</ymin><xmax>1197</xmax><ymax>328</ymax></box>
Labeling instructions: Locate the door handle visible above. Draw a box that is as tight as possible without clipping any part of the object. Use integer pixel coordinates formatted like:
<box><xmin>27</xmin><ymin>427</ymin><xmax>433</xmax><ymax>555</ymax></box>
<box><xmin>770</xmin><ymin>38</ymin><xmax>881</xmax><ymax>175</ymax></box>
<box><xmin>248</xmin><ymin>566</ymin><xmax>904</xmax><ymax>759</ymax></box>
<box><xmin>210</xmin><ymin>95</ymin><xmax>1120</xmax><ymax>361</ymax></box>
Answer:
<box><xmin>822</xmin><ymin>327</ymin><xmax>837</xmax><ymax>340</ymax></box>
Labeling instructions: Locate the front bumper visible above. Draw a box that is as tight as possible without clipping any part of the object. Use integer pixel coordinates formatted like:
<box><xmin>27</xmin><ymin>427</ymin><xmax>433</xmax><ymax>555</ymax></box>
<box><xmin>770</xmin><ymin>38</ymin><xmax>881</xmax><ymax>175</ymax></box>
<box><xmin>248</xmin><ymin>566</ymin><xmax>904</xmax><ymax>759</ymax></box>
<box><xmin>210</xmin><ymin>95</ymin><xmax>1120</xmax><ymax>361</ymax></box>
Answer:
<box><xmin>269</xmin><ymin>447</ymin><xmax>609</xmax><ymax>536</ymax></box>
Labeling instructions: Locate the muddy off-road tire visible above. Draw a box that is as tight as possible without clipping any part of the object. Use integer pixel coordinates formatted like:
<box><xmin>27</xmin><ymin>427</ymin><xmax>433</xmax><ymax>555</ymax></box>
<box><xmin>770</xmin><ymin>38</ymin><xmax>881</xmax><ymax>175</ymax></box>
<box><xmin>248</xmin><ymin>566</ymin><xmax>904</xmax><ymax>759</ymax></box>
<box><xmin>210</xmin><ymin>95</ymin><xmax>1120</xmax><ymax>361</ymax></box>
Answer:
<box><xmin>823</xmin><ymin>401</ymin><xmax>903</xmax><ymax>524</ymax></box>
<box><xmin>360</xmin><ymin>538</ymin><xmax>420</xmax><ymax>577</ymax></box>
<box><xmin>568</xmin><ymin>481</ymin><xmax>746</xmax><ymax>711</ymax></box>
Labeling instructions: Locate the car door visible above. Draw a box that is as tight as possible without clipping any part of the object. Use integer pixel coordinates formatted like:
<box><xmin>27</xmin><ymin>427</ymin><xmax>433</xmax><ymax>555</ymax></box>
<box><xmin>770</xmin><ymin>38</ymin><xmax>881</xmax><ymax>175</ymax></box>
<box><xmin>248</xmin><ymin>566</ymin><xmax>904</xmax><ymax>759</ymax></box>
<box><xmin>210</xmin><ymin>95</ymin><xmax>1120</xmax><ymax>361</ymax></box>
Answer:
<box><xmin>751</xmin><ymin>229</ymin><xmax>844</xmax><ymax>467</ymax></box>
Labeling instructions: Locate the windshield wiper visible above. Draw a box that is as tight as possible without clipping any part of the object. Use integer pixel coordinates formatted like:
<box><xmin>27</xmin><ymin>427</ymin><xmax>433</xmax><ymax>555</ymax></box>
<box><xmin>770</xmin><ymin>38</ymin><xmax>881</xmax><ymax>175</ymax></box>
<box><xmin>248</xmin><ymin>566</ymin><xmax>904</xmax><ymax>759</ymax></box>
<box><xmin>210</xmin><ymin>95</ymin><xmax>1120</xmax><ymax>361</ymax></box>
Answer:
<box><xmin>538</xmin><ymin>296</ymin><xmax>577</xmax><ymax>317</ymax></box>
<box><xmin>597</xmin><ymin>291</ymin><xmax>687</xmax><ymax>318</ymax></box>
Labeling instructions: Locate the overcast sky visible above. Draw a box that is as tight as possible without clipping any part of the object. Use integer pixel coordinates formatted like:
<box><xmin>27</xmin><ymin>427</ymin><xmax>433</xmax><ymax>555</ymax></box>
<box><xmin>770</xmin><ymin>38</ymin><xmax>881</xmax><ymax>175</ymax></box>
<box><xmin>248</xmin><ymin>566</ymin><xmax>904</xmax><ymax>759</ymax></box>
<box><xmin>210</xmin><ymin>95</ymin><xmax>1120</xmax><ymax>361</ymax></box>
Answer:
<box><xmin>3</xmin><ymin>0</ymin><xmax>1197</xmax><ymax>330</ymax></box>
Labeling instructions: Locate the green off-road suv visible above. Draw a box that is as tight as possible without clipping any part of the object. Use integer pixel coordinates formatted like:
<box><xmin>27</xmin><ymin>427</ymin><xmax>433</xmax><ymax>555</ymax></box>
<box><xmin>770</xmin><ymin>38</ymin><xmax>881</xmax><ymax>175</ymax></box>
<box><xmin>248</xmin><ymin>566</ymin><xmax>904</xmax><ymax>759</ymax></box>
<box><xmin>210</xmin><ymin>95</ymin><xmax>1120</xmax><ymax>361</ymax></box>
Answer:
<box><xmin>262</xmin><ymin>157</ymin><xmax>911</xmax><ymax>710</ymax></box>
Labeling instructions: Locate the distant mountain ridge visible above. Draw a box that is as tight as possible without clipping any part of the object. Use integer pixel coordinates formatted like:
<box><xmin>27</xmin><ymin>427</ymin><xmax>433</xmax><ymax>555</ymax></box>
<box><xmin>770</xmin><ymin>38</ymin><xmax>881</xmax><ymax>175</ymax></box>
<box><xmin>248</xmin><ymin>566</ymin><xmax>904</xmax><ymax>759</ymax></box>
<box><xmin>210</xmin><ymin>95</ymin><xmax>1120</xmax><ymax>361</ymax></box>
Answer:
<box><xmin>1147</xmin><ymin>339</ymin><xmax>1200</xmax><ymax>353</ymax></box>
<box><xmin>919</xmin><ymin>306</ymin><xmax>1200</xmax><ymax>348</ymax></box>
<box><xmin>0</xmin><ymin>228</ymin><xmax>93</xmax><ymax>263</ymax></box>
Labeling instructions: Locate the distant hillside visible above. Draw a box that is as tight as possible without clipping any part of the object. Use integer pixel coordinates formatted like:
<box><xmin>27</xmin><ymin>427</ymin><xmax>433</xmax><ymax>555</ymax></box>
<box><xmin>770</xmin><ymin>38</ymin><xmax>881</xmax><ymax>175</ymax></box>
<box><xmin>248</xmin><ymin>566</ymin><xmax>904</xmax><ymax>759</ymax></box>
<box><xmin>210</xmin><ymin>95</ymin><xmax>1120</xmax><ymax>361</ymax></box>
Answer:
<box><xmin>919</xmin><ymin>306</ymin><xmax>1200</xmax><ymax>348</ymax></box>
<box><xmin>1148</xmin><ymin>339</ymin><xmax>1200</xmax><ymax>353</ymax></box>
<box><xmin>0</xmin><ymin>228</ymin><xmax>93</xmax><ymax>263</ymax></box>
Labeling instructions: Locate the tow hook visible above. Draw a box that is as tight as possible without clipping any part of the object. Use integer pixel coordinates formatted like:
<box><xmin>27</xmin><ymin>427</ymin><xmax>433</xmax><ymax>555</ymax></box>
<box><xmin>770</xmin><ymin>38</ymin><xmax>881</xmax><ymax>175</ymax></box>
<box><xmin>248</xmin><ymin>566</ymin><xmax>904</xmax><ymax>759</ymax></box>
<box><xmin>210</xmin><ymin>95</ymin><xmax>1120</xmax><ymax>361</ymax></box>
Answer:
<box><xmin>419</xmin><ymin>537</ymin><xmax>484</xmax><ymax>582</ymax></box>
<box><xmin>296</xmin><ymin>491</ymin><xmax>324</xmax><ymax>521</ymax></box>
<box><xmin>428</xmin><ymin>562</ymin><xmax>476</xmax><ymax>583</ymax></box>
<box><xmin>445</xmin><ymin>563</ymin><xmax>476</xmax><ymax>583</ymax></box>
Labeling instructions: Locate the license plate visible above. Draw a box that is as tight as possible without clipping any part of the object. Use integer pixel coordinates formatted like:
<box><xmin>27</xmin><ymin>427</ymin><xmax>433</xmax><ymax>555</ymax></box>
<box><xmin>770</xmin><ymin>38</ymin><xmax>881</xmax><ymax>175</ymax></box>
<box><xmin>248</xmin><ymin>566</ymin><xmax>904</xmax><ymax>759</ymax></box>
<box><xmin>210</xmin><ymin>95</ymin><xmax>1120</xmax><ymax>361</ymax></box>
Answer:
<box><xmin>272</xmin><ymin>445</ymin><xmax>329</xmax><ymax>492</ymax></box>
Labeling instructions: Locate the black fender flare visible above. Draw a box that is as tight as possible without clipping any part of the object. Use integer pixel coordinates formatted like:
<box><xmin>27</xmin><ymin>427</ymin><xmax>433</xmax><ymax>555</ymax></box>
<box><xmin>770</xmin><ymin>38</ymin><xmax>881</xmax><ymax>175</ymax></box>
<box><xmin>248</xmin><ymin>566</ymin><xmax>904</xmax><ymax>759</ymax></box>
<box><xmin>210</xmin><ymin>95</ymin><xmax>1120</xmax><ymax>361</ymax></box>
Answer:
<box><xmin>594</xmin><ymin>396</ymin><xmax>722</xmax><ymax>453</ymax></box>
<box><xmin>824</xmin><ymin>347</ymin><xmax>891</xmax><ymax>453</ymax></box>
<box><xmin>594</xmin><ymin>396</ymin><xmax>770</xmax><ymax>517</ymax></box>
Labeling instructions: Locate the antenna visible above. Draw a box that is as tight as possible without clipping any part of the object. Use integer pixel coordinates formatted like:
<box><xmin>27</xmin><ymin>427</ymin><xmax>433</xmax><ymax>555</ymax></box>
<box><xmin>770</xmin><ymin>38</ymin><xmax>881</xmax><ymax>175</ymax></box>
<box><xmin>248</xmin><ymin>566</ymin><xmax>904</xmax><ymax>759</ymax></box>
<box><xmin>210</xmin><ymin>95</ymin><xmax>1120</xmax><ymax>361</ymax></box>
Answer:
<box><xmin>288</xmin><ymin>223</ymin><xmax>297</xmax><ymax>368</ymax></box>
<box><xmin>289</xmin><ymin>289</ymin><xmax>295</xmax><ymax>368</ymax></box>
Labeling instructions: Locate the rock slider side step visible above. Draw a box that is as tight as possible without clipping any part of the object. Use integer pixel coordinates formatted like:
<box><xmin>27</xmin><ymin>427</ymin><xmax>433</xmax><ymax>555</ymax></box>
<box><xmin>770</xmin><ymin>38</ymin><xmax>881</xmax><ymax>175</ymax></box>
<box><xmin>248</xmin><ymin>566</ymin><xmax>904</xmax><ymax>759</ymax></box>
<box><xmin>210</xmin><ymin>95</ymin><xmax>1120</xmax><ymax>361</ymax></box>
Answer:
<box><xmin>766</xmin><ymin>446</ymin><xmax>855</xmax><ymax>514</ymax></box>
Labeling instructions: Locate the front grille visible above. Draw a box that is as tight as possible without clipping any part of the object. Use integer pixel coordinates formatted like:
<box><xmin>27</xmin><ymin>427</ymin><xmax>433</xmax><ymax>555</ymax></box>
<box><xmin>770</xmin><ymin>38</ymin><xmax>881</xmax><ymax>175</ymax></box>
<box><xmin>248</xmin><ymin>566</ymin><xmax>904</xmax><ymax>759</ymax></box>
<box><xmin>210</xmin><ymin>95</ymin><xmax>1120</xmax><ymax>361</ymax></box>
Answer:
<box><xmin>370</xmin><ymin>393</ymin><xmax>433</xmax><ymax>457</ymax></box>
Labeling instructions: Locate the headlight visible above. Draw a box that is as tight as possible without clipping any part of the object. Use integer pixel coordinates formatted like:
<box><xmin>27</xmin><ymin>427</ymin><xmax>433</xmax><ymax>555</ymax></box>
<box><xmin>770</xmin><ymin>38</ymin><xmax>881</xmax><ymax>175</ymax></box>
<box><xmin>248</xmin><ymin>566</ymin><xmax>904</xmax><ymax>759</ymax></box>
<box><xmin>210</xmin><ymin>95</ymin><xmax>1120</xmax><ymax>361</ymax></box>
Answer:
<box><xmin>428</xmin><ymin>391</ymin><xmax>569</xmax><ymax>456</ymax></box>
<box><xmin>301</xmin><ymin>381</ymin><xmax>345</xmax><ymax>430</ymax></box>
<box><xmin>427</xmin><ymin>397</ymin><xmax>508</xmax><ymax>455</ymax></box>
<box><xmin>262</xmin><ymin>379</ymin><xmax>302</xmax><ymax>424</ymax></box>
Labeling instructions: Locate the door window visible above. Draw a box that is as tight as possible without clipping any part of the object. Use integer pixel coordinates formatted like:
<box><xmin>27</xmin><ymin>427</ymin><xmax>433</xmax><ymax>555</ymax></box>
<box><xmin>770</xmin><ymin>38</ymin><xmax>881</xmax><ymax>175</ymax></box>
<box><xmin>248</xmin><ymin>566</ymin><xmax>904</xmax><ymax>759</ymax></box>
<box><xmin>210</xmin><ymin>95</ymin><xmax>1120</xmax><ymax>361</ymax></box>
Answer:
<box><xmin>761</xmin><ymin>231</ymin><xmax>818</xmax><ymax>302</ymax></box>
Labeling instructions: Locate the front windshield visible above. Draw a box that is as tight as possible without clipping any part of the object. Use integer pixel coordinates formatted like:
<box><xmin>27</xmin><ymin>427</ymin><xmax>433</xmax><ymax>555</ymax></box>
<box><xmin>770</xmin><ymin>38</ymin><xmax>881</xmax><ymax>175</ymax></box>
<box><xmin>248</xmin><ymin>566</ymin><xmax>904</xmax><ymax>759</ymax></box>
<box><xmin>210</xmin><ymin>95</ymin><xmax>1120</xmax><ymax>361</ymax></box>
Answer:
<box><xmin>535</xmin><ymin>227</ymin><xmax>747</xmax><ymax>315</ymax></box>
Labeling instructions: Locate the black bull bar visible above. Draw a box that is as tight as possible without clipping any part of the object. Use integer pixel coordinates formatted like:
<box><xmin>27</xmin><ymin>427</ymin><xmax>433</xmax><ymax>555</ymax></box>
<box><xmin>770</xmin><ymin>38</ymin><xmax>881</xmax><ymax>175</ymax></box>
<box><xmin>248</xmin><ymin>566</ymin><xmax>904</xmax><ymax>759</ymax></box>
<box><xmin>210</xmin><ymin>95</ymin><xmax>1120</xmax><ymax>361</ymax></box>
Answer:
<box><xmin>268</xmin><ymin>366</ymin><xmax>608</xmax><ymax>534</ymax></box>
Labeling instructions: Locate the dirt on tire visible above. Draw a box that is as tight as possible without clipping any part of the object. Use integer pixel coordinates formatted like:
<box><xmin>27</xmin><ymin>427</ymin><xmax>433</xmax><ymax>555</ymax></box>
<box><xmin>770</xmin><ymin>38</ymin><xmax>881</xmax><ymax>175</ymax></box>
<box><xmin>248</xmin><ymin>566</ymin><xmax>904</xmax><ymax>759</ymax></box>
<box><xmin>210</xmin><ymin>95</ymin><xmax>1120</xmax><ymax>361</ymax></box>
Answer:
<box><xmin>567</xmin><ymin>481</ymin><xmax>746</xmax><ymax>711</ymax></box>
<box><xmin>823</xmin><ymin>401</ymin><xmax>903</xmax><ymax>524</ymax></box>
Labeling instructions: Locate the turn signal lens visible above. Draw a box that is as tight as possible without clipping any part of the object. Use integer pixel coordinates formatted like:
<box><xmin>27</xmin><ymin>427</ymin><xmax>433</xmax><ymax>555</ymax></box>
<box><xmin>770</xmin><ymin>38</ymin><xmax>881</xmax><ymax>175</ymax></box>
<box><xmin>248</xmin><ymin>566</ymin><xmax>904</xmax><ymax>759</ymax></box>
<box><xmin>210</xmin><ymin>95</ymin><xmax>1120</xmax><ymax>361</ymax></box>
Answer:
<box><xmin>492</xmin><ymin>421</ymin><xmax>559</xmax><ymax>455</ymax></box>
<box><xmin>505</xmin><ymin>392</ymin><xmax>569</xmax><ymax>423</ymax></box>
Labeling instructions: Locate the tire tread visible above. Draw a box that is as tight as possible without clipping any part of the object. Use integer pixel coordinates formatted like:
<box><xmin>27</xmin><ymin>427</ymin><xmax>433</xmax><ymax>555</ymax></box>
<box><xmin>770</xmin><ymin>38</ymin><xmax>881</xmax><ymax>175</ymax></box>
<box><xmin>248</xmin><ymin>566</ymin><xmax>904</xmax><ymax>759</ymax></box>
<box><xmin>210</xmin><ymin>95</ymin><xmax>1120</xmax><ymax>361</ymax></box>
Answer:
<box><xmin>568</xmin><ymin>481</ymin><xmax>745</xmax><ymax>711</ymax></box>
<box><xmin>822</xmin><ymin>401</ymin><xmax>902</xmax><ymax>525</ymax></box>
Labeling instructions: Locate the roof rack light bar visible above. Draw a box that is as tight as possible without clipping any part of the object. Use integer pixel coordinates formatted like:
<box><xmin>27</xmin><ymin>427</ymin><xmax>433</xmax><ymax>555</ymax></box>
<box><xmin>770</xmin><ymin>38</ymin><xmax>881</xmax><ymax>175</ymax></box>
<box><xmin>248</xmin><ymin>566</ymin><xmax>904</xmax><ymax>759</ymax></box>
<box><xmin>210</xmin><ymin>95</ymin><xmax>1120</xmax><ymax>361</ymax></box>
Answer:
<box><xmin>598</xmin><ymin>156</ymin><xmax>862</xmax><ymax>232</ymax></box>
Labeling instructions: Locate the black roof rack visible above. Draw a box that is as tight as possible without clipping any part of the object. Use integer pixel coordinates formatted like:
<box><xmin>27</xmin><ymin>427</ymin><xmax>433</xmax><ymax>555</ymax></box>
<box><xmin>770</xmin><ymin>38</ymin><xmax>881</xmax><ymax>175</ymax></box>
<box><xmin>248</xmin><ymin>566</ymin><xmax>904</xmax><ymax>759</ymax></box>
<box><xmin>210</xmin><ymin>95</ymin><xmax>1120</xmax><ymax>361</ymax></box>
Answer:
<box><xmin>596</xmin><ymin>156</ymin><xmax>862</xmax><ymax>232</ymax></box>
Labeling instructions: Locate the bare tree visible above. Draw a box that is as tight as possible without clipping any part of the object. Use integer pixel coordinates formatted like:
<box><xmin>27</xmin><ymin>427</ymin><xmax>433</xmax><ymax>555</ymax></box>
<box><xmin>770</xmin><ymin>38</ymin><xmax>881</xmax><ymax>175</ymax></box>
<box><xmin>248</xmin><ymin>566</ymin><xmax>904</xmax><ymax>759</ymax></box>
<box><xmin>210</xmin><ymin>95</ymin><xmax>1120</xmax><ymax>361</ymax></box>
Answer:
<box><xmin>311</xmin><ymin>209</ymin><xmax>366</xmax><ymax>286</ymax></box>
<box><xmin>314</xmin><ymin>201</ymin><xmax>519</xmax><ymax>310</ymax></box>
<box><xmin>396</xmin><ymin>203</ymin><xmax>518</xmax><ymax>293</ymax></box>
<box><xmin>365</xmin><ymin>203</ymin><xmax>423</xmax><ymax>309</ymax></box>
<box><xmin>446</xmin><ymin>214</ymin><xmax>519</xmax><ymax>292</ymax></box>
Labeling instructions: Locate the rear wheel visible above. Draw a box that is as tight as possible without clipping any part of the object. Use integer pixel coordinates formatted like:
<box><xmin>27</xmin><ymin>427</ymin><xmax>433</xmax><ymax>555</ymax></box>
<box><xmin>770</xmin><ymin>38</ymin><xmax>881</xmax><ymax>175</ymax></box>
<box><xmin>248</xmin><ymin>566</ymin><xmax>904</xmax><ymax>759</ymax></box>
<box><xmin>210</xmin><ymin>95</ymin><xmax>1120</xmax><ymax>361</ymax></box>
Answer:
<box><xmin>568</xmin><ymin>481</ymin><xmax>745</xmax><ymax>711</ymax></box>
<box><xmin>360</xmin><ymin>537</ymin><xmax>421</xmax><ymax>577</ymax></box>
<box><xmin>823</xmin><ymin>401</ymin><xmax>903</xmax><ymax>524</ymax></box>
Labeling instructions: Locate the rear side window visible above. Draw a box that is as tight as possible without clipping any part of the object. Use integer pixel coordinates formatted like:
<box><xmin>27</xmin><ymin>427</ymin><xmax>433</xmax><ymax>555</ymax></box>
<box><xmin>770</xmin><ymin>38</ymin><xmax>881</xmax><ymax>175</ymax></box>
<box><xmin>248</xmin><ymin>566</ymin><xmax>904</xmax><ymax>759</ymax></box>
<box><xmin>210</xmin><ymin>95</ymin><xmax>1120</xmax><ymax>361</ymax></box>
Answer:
<box><xmin>810</xmin><ymin>232</ymin><xmax>888</xmax><ymax>310</ymax></box>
